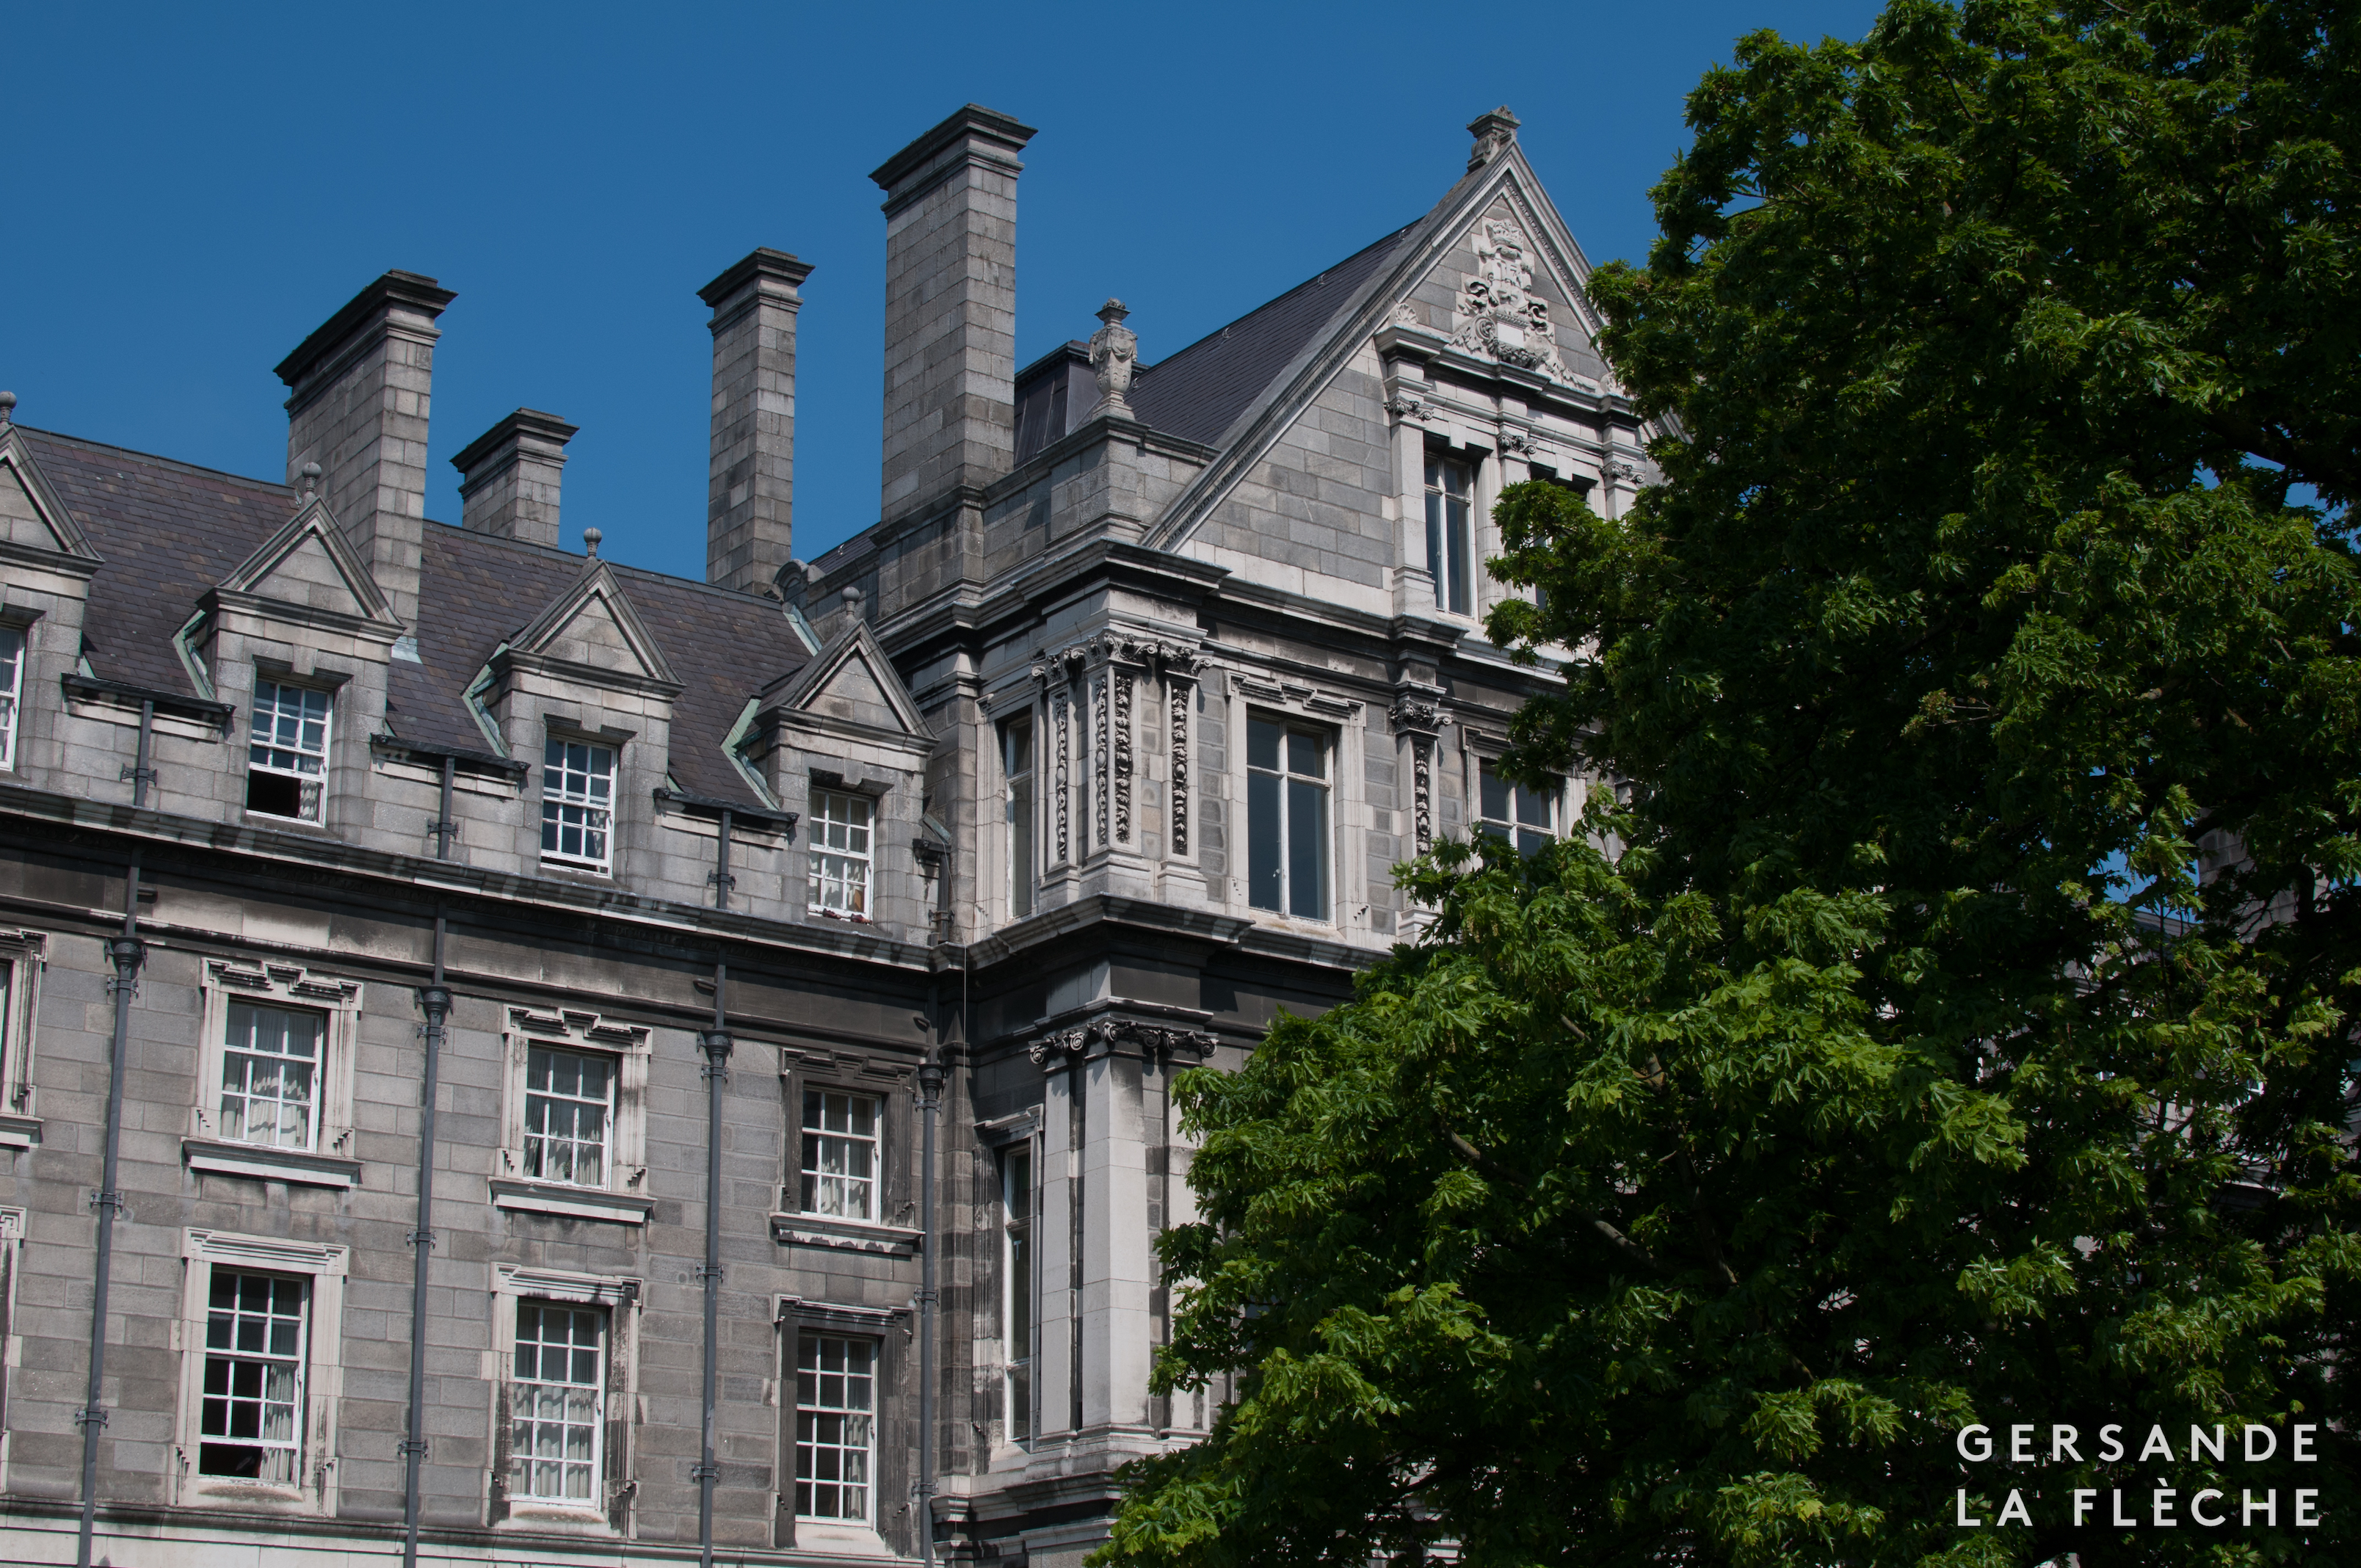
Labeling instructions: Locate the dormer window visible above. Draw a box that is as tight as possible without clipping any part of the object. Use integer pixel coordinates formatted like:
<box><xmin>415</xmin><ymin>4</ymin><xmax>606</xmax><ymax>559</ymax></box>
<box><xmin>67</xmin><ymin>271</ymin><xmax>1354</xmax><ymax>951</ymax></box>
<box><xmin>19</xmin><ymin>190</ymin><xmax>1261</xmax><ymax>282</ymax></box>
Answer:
<box><xmin>247</xmin><ymin>679</ymin><xmax>331</xmax><ymax>823</ymax></box>
<box><xmin>541</xmin><ymin>738</ymin><xmax>614</xmax><ymax>873</ymax></box>
<box><xmin>0</xmin><ymin>625</ymin><xmax>22</xmax><ymax>769</ymax></box>
<box><xmin>808</xmin><ymin>788</ymin><xmax>873</xmax><ymax>918</ymax></box>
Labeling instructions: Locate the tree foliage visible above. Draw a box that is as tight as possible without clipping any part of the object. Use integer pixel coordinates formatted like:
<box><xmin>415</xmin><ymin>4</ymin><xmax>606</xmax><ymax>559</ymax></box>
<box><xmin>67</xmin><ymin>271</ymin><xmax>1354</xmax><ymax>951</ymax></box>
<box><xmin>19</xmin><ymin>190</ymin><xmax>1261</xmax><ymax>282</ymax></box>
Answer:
<box><xmin>1101</xmin><ymin>3</ymin><xmax>2361</xmax><ymax>1564</ymax></box>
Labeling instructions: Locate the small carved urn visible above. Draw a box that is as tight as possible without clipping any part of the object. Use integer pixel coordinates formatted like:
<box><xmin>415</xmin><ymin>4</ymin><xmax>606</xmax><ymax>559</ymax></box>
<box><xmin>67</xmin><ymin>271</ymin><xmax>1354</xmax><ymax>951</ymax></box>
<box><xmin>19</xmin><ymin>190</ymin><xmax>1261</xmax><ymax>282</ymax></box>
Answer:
<box><xmin>1087</xmin><ymin>298</ymin><xmax>1137</xmax><ymax>419</ymax></box>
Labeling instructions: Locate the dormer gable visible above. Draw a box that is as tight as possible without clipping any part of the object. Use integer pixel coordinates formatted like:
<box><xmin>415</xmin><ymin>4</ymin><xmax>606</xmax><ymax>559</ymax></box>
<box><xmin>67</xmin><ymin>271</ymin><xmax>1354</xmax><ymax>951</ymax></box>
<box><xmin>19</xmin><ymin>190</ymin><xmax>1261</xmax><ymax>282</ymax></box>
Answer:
<box><xmin>209</xmin><ymin>496</ymin><xmax>402</xmax><ymax>632</ymax></box>
<box><xmin>499</xmin><ymin>560</ymin><xmax>683</xmax><ymax>697</ymax></box>
<box><xmin>759</xmin><ymin>621</ymin><xmax>929</xmax><ymax>742</ymax></box>
<box><xmin>0</xmin><ymin>424</ymin><xmax>101</xmax><ymax>573</ymax></box>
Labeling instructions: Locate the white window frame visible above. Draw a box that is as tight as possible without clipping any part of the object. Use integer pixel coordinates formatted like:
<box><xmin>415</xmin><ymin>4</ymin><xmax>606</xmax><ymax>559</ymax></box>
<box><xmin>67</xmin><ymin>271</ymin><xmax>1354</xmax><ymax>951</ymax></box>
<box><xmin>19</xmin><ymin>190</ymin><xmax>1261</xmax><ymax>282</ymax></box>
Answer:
<box><xmin>1424</xmin><ymin>451</ymin><xmax>1476</xmax><ymax>617</ymax></box>
<box><xmin>0</xmin><ymin>932</ymin><xmax>45</xmax><ymax>1141</ymax></box>
<box><xmin>190</xmin><ymin>959</ymin><xmax>361</xmax><ymax>1187</ymax></box>
<box><xmin>808</xmin><ymin>787</ymin><xmax>874</xmax><ymax>918</ymax></box>
<box><xmin>540</xmin><ymin>734</ymin><xmax>617</xmax><ymax>873</ymax></box>
<box><xmin>793</xmin><ymin>1332</ymin><xmax>880</xmax><ymax>1526</ymax></box>
<box><xmin>0</xmin><ymin>623</ymin><xmax>23</xmax><ymax>771</ymax></box>
<box><xmin>523</xmin><ymin>1042</ymin><xmax>615</xmax><ymax>1188</ymax></box>
<box><xmin>173</xmin><ymin>1228</ymin><xmax>347</xmax><ymax>1514</ymax></box>
<box><xmin>1244</xmin><ymin>712</ymin><xmax>1334</xmax><ymax>922</ymax></box>
<box><xmin>509</xmin><ymin>1299</ymin><xmax>607</xmax><ymax>1506</ymax></box>
<box><xmin>245</xmin><ymin>676</ymin><xmax>333</xmax><ymax>824</ymax></box>
<box><xmin>490</xmin><ymin>1263</ymin><xmax>640</xmax><ymax>1531</ymax></box>
<box><xmin>1001</xmin><ymin>1139</ymin><xmax>1037</xmax><ymax>1447</ymax></box>
<box><xmin>493</xmin><ymin>1006</ymin><xmax>652</xmax><ymax>1226</ymax></box>
<box><xmin>798</xmin><ymin>1088</ymin><xmax>882</xmax><ymax>1222</ymax></box>
<box><xmin>1001</xmin><ymin>714</ymin><xmax>1036</xmax><ymax>921</ymax></box>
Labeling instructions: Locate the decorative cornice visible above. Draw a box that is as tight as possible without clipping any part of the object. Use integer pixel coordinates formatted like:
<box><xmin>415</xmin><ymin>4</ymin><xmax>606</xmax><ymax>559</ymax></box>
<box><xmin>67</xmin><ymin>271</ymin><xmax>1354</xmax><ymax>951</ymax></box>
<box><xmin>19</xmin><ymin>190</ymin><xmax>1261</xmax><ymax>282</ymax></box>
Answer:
<box><xmin>1026</xmin><ymin>1014</ymin><xmax>1219</xmax><ymax>1069</ymax></box>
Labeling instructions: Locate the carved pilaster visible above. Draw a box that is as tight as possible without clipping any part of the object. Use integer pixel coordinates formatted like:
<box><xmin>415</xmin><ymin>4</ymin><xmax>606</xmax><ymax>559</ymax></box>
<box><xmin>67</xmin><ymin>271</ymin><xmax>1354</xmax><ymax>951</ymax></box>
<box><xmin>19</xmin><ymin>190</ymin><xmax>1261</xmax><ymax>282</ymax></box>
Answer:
<box><xmin>1053</xmin><ymin>683</ymin><xmax>1073</xmax><ymax>865</ymax></box>
<box><xmin>1164</xmin><ymin>647</ymin><xmax>1198</xmax><ymax>859</ymax></box>
<box><xmin>1114</xmin><ymin>668</ymin><xmax>1134</xmax><ymax>843</ymax></box>
<box><xmin>1390</xmin><ymin>692</ymin><xmax>1448</xmax><ymax>857</ymax></box>
<box><xmin>1093</xmin><ymin>671</ymin><xmax>1111</xmax><ymax>852</ymax></box>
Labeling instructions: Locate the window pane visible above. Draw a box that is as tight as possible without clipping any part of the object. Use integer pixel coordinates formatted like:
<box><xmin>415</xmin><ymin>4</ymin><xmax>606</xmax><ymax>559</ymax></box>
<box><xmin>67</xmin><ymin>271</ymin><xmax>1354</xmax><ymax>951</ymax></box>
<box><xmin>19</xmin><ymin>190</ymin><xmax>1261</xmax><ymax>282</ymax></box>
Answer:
<box><xmin>1480</xmin><ymin>764</ymin><xmax>1512</xmax><ymax>826</ymax></box>
<box><xmin>1246</xmin><ymin>717</ymin><xmax>1280</xmax><ymax>773</ymax></box>
<box><xmin>799</xmin><ymin>1089</ymin><xmax>881</xmax><ymax>1220</ymax></box>
<box><xmin>1286</xmin><ymin>729</ymin><xmax>1324</xmax><ymax>780</ymax></box>
<box><xmin>511</xmin><ymin>1301</ymin><xmax>603</xmax><ymax>1503</ymax></box>
<box><xmin>199</xmin><ymin>1268</ymin><xmax>305</xmax><ymax>1484</ymax></box>
<box><xmin>523</xmin><ymin>1045</ymin><xmax>612</xmax><ymax>1187</ymax></box>
<box><xmin>797</xmin><ymin>1335</ymin><xmax>878</xmax><ymax>1521</ymax></box>
<box><xmin>220</xmin><ymin>1003</ymin><xmax>324</xmax><ymax>1150</ymax></box>
<box><xmin>1446</xmin><ymin>493</ymin><xmax>1472</xmax><ymax>615</ymax></box>
<box><xmin>247</xmin><ymin>680</ymin><xmax>330</xmax><ymax>821</ymax></box>
<box><xmin>0</xmin><ymin>626</ymin><xmax>22</xmax><ymax>769</ymax></box>
<box><xmin>1287</xmin><ymin>777</ymin><xmax>1328</xmax><ymax>921</ymax></box>
<box><xmin>1246</xmin><ymin>770</ymin><xmax>1283</xmax><ymax>912</ymax></box>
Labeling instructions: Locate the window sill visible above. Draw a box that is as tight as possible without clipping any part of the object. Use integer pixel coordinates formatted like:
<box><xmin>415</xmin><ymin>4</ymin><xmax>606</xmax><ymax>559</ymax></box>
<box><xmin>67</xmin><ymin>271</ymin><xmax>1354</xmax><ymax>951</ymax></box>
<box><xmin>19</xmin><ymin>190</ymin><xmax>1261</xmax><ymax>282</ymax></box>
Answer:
<box><xmin>539</xmin><ymin>859</ymin><xmax>614</xmax><ymax>879</ymax></box>
<box><xmin>791</xmin><ymin>1520</ymin><xmax>898</xmax><ymax>1556</ymax></box>
<box><xmin>183</xmin><ymin>1136</ymin><xmax>360</xmax><ymax>1188</ymax></box>
<box><xmin>498</xmin><ymin>1500</ymin><xmax>620</xmax><ymax>1535</ymax></box>
<box><xmin>491</xmin><ymin>1177</ymin><xmax>653</xmax><ymax>1225</ymax></box>
<box><xmin>770</xmin><ymin>1211</ymin><xmax>921</xmax><ymax>1257</ymax></box>
<box><xmin>183</xmin><ymin>1478</ymin><xmax>316</xmax><ymax>1514</ymax></box>
<box><xmin>0</xmin><ymin>1113</ymin><xmax>40</xmax><ymax>1150</ymax></box>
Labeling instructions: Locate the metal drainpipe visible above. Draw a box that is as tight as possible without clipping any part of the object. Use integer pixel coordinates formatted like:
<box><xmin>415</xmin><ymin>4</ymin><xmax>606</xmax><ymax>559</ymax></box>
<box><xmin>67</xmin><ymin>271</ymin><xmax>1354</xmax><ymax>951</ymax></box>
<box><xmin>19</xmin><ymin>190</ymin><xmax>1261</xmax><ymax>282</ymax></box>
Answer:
<box><xmin>697</xmin><ymin>960</ymin><xmax>732</xmax><ymax>1568</ymax></box>
<box><xmin>78</xmin><ymin>854</ymin><xmax>143</xmax><ymax>1568</ymax></box>
<box><xmin>402</xmin><ymin>757</ymin><xmax>456</xmax><ymax>1567</ymax></box>
<box><xmin>917</xmin><ymin>1048</ymin><xmax>942</xmax><ymax>1567</ymax></box>
<box><xmin>711</xmin><ymin>808</ymin><xmax>734</xmax><ymax>912</ymax></box>
<box><xmin>123</xmin><ymin>699</ymin><xmax>155</xmax><ymax>807</ymax></box>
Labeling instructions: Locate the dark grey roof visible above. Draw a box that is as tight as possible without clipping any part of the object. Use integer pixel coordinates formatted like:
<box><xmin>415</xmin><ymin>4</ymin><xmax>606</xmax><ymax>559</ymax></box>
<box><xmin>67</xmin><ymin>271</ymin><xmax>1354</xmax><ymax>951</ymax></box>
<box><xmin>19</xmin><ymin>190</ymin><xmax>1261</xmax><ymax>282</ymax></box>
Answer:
<box><xmin>1128</xmin><ymin>222</ymin><xmax>1420</xmax><ymax>447</ymax></box>
<box><xmin>23</xmin><ymin>427</ymin><xmax>807</xmax><ymax>811</ymax></box>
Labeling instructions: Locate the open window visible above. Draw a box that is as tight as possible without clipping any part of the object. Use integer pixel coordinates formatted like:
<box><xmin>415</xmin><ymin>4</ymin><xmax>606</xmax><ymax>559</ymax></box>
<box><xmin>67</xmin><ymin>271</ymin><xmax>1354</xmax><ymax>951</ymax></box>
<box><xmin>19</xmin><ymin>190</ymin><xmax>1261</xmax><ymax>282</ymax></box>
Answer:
<box><xmin>541</xmin><ymin>736</ymin><xmax>616</xmax><ymax>873</ymax></box>
<box><xmin>0</xmin><ymin>625</ymin><xmax>23</xmax><ymax>770</ymax></box>
<box><xmin>174</xmin><ymin>1227</ymin><xmax>347</xmax><ymax>1514</ymax></box>
<box><xmin>246</xmin><ymin>678</ymin><xmax>331</xmax><ymax>823</ymax></box>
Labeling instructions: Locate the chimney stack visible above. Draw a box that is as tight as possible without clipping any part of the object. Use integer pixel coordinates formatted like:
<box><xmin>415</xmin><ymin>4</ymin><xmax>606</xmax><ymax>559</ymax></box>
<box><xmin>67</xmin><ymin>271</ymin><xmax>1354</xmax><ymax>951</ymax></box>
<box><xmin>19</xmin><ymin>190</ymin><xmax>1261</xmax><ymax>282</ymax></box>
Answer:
<box><xmin>870</xmin><ymin>105</ymin><xmax>1035</xmax><ymax>526</ymax></box>
<box><xmin>275</xmin><ymin>269</ymin><xmax>454</xmax><ymax>627</ymax></box>
<box><xmin>452</xmin><ymin>409</ymin><xmax>576</xmax><ymax>548</ymax></box>
<box><xmin>700</xmin><ymin>248</ymin><xmax>813</xmax><ymax>595</ymax></box>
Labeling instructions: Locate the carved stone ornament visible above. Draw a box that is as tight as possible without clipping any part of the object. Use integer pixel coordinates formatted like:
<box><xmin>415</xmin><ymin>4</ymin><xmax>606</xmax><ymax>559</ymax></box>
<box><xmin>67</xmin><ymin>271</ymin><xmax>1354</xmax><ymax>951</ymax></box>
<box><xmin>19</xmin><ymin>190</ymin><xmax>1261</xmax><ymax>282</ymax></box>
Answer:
<box><xmin>1389</xmin><ymin>693</ymin><xmax>1448</xmax><ymax>855</ymax></box>
<box><xmin>1451</xmin><ymin>218</ymin><xmax>1572</xmax><ymax>382</ymax></box>
<box><xmin>1087</xmin><ymin>299</ymin><xmax>1138</xmax><ymax>419</ymax></box>
<box><xmin>1498</xmin><ymin>427</ymin><xmax>1538</xmax><ymax>457</ymax></box>
<box><xmin>1385</xmin><ymin>391</ymin><xmax>1435</xmax><ymax>423</ymax></box>
<box><xmin>1608</xmin><ymin>455</ymin><xmax>1646</xmax><ymax>485</ymax></box>
<box><xmin>1026</xmin><ymin>1017</ymin><xmax>1219</xmax><ymax>1068</ymax></box>
<box><xmin>1114</xmin><ymin>669</ymin><xmax>1134</xmax><ymax>843</ymax></box>
<box><xmin>1388</xmin><ymin>694</ymin><xmax>1447</xmax><ymax>738</ymax></box>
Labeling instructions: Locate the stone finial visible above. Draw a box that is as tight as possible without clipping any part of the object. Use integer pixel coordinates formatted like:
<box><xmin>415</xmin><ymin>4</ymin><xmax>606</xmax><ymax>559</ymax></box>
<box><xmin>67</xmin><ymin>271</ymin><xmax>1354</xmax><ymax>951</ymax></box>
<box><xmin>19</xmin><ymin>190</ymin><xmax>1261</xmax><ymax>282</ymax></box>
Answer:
<box><xmin>1468</xmin><ymin>106</ymin><xmax>1520</xmax><ymax>171</ymax></box>
<box><xmin>1087</xmin><ymin>299</ymin><xmax>1137</xmax><ymax>421</ymax></box>
<box><xmin>300</xmin><ymin>460</ymin><xmax>322</xmax><ymax>500</ymax></box>
<box><xmin>583</xmin><ymin>527</ymin><xmax>602</xmax><ymax>558</ymax></box>
<box><xmin>0</xmin><ymin>391</ymin><xmax>15</xmax><ymax>427</ymax></box>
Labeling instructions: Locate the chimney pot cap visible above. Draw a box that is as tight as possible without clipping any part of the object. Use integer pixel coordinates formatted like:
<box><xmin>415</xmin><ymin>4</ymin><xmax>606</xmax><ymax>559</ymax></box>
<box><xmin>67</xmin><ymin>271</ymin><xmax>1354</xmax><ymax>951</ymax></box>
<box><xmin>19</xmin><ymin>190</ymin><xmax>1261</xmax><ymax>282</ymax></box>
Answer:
<box><xmin>869</xmin><ymin>103</ymin><xmax>1037</xmax><ymax>195</ymax></box>
<box><xmin>698</xmin><ymin>247</ymin><xmax>814</xmax><ymax>309</ymax></box>
<box><xmin>274</xmin><ymin>269</ymin><xmax>456</xmax><ymax>388</ymax></box>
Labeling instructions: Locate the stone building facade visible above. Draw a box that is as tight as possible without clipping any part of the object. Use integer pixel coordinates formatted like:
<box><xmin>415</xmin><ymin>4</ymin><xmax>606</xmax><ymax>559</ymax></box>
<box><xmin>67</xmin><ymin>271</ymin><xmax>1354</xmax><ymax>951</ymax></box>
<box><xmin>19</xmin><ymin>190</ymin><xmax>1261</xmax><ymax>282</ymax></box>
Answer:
<box><xmin>0</xmin><ymin>102</ymin><xmax>1650</xmax><ymax>1567</ymax></box>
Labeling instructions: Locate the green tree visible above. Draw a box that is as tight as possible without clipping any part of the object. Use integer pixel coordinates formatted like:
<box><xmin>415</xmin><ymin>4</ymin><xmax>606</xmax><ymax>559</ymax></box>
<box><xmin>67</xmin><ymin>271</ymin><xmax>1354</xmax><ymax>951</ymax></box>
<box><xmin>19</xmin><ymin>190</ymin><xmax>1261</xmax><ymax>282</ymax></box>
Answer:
<box><xmin>1100</xmin><ymin>3</ymin><xmax>2361</xmax><ymax>1564</ymax></box>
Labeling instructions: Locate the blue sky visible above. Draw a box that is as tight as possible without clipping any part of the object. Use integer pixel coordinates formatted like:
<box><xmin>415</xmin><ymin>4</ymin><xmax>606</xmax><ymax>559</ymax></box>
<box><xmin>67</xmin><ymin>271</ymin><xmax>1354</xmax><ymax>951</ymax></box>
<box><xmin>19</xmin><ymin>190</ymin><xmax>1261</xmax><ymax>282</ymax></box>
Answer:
<box><xmin>3</xmin><ymin>0</ymin><xmax>1882</xmax><ymax>580</ymax></box>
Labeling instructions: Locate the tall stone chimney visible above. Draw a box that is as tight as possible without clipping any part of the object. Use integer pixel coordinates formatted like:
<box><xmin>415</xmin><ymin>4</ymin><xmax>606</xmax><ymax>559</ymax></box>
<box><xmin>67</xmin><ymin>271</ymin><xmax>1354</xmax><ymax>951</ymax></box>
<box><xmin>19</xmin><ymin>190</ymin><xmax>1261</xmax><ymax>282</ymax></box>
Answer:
<box><xmin>275</xmin><ymin>270</ymin><xmax>454</xmax><ymax>627</ymax></box>
<box><xmin>452</xmin><ymin>409</ymin><xmax>576</xmax><ymax>548</ymax></box>
<box><xmin>869</xmin><ymin>105</ymin><xmax>1035</xmax><ymax>526</ymax></box>
<box><xmin>699</xmin><ymin>248</ymin><xmax>813</xmax><ymax>595</ymax></box>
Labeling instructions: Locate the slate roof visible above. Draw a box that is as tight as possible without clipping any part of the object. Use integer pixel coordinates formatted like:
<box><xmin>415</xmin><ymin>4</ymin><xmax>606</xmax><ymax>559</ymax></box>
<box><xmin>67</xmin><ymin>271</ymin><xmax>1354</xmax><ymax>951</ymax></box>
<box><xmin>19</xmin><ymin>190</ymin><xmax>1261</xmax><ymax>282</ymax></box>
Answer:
<box><xmin>21</xmin><ymin>427</ymin><xmax>809</xmax><ymax>811</ymax></box>
<box><xmin>1128</xmin><ymin>222</ymin><xmax>1420</xmax><ymax>447</ymax></box>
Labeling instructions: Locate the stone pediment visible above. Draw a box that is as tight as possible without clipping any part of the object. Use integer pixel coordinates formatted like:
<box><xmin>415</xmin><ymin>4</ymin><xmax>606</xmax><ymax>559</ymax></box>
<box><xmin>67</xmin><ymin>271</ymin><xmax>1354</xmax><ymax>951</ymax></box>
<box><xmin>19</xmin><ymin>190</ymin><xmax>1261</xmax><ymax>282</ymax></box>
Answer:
<box><xmin>507</xmin><ymin>561</ymin><xmax>681</xmax><ymax>690</ymax></box>
<box><xmin>763</xmin><ymin>621</ymin><xmax>928</xmax><ymax>741</ymax></box>
<box><xmin>213</xmin><ymin>496</ymin><xmax>400</xmax><ymax>629</ymax></box>
<box><xmin>0</xmin><ymin>424</ymin><xmax>101</xmax><ymax>568</ymax></box>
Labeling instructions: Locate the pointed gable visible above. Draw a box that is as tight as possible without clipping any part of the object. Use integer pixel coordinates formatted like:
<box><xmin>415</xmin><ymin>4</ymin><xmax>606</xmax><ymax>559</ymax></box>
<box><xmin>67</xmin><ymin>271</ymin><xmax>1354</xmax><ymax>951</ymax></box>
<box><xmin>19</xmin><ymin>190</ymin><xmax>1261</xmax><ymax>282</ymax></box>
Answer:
<box><xmin>764</xmin><ymin>622</ymin><xmax>928</xmax><ymax>739</ymax></box>
<box><xmin>509</xmin><ymin>560</ymin><xmax>681</xmax><ymax>689</ymax></box>
<box><xmin>214</xmin><ymin>496</ymin><xmax>400</xmax><ymax>627</ymax></box>
<box><xmin>1145</xmin><ymin>131</ymin><xmax>1643</xmax><ymax>553</ymax></box>
<box><xmin>0</xmin><ymin>424</ymin><xmax>101</xmax><ymax>566</ymax></box>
